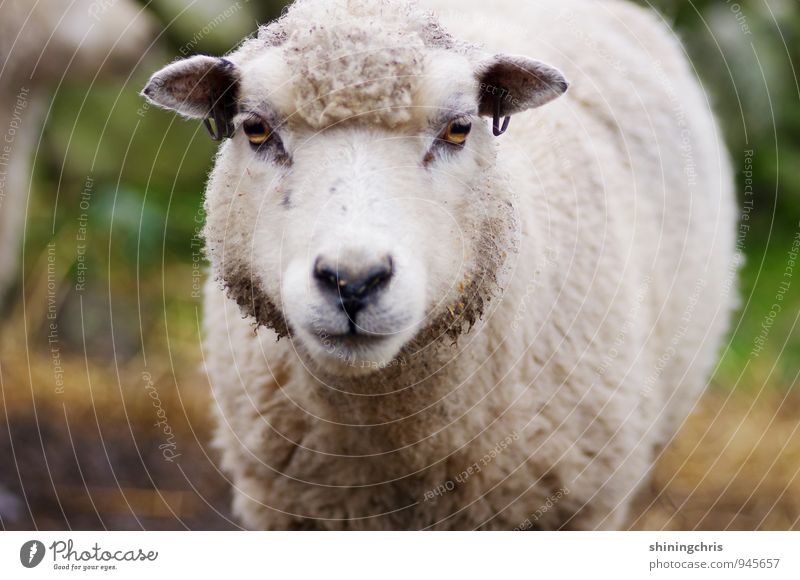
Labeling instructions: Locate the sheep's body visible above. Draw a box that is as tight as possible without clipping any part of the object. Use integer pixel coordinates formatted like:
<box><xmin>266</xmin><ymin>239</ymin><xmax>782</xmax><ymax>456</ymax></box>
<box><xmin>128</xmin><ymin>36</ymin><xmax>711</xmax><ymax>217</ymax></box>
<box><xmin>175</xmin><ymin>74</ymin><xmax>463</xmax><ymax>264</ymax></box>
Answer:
<box><xmin>202</xmin><ymin>0</ymin><xmax>736</xmax><ymax>530</ymax></box>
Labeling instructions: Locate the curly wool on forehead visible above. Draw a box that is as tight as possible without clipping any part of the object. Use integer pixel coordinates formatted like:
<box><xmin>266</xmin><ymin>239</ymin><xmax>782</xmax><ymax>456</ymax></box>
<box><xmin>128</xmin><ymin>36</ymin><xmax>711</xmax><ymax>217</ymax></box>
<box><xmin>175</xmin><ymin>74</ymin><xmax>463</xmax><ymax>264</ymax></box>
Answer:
<box><xmin>247</xmin><ymin>0</ymin><xmax>465</xmax><ymax>128</ymax></box>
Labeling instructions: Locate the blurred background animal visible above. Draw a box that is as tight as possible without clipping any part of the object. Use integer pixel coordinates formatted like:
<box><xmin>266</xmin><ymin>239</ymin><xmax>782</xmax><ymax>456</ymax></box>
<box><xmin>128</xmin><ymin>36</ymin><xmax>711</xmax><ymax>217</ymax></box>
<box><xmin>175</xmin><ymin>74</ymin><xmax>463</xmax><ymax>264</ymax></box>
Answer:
<box><xmin>0</xmin><ymin>0</ymin><xmax>155</xmax><ymax>306</ymax></box>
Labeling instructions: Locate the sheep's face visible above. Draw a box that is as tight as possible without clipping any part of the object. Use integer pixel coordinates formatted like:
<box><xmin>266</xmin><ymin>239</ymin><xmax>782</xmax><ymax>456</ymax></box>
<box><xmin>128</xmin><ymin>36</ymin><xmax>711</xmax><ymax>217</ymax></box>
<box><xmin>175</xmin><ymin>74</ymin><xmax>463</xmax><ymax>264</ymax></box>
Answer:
<box><xmin>214</xmin><ymin>52</ymin><xmax>524</xmax><ymax>375</ymax></box>
<box><xmin>257</xmin><ymin>119</ymin><xmax>478</xmax><ymax>374</ymax></box>
<box><xmin>142</xmin><ymin>22</ymin><xmax>568</xmax><ymax>376</ymax></box>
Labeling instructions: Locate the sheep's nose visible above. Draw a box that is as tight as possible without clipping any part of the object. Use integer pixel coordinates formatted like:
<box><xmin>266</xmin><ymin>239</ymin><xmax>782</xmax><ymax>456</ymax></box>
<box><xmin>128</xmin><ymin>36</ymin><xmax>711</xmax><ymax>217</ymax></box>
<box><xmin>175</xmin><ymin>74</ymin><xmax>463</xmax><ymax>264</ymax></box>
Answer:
<box><xmin>314</xmin><ymin>255</ymin><xmax>394</xmax><ymax>320</ymax></box>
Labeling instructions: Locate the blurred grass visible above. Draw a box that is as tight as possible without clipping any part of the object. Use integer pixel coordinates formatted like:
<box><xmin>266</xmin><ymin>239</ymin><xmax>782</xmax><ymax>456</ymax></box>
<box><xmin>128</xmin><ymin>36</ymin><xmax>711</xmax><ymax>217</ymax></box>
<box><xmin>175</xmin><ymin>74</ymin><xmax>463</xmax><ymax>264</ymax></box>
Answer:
<box><xmin>631</xmin><ymin>388</ymin><xmax>800</xmax><ymax>530</ymax></box>
<box><xmin>640</xmin><ymin>0</ymin><xmax>800</xmax><ymax>389</ymax></box>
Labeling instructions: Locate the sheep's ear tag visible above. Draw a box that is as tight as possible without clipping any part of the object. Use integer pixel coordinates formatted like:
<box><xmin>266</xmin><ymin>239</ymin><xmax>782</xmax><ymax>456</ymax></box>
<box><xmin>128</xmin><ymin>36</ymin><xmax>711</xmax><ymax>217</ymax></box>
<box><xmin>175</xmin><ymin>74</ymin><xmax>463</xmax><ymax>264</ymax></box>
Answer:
<box><xmin>477</xmin><ymin>54</ymin><xmax>569</xmax><ymax>138</ymax></box>
<box><xmin>492</xmin><ymin>90</ymin><xmax>511</xmax><ymax>137</ymax></box>
<box><xmin>204</xmin><ymin>93</ymin><xmax>234</xmax><ymax>141</ymax></box>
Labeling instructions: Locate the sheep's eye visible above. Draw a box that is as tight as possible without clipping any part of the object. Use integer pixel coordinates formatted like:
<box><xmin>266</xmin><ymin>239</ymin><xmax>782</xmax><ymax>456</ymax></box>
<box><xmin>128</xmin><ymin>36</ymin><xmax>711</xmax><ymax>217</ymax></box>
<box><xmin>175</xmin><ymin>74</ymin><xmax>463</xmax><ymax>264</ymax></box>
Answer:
<box><xmin>243</xmin><ymin>117</ymin><xmax>271</xmax><ymax>146</ymax></box>
<box><xmin>441</xmin><ymin>119</ymin><xmax>472</xmax><ymax>145</ymax></box>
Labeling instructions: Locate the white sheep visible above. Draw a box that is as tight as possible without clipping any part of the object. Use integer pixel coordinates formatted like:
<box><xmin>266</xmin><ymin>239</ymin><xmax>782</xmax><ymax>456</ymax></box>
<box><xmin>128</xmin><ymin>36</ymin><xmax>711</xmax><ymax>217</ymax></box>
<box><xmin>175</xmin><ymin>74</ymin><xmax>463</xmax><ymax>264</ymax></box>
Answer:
<box><xmin>143</xmin><ymin>0</ymin><xmax>738</xmax><ymax>530</ymax></box>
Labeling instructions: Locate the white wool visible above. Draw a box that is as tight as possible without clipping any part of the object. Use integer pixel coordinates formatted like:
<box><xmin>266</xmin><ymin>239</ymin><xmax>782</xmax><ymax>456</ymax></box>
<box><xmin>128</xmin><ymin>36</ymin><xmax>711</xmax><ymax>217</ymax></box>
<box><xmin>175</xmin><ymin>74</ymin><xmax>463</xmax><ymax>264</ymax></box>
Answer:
<box><xmin>231</xmin><ymin>0</ymin><xmax>468</xmax><ymax>129</ymax></box>
<box><xmin>283</xmin><ymin>20</ymin><xmax>425</xmax><ymax>128</ymax></box>
<box><xmin>199</xmin><ymin>0</ymin><xmax>738</xmax><ymax>530</ymax></box>
<box><xmin>282</xmin><ymin>0</ymin><xmax>428</xmax><ymax>126</ymax></box>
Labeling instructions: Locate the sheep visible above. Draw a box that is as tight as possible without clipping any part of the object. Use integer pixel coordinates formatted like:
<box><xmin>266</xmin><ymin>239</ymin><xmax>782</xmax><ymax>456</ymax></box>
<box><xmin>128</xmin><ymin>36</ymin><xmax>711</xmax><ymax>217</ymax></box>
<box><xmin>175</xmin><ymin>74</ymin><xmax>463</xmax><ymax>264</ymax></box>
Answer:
<box><xmin>142</xmin><ymin>0</ymin><xmax>738</xmax><ymax>530</ymax></box>
<box><xmin>0</xmin><ymin>0</ymin><xmax>153</xmax><ymax>306</ymax></box>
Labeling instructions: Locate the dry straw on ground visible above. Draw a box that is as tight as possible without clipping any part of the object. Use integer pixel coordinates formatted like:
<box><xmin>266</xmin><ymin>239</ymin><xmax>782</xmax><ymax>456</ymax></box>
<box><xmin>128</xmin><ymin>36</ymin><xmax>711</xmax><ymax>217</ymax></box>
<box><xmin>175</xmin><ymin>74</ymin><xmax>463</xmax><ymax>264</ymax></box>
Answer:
<box><xmin>1</xmin><ymin>332</ymin><xmax>797</xmax><ymax>530</ymax></box>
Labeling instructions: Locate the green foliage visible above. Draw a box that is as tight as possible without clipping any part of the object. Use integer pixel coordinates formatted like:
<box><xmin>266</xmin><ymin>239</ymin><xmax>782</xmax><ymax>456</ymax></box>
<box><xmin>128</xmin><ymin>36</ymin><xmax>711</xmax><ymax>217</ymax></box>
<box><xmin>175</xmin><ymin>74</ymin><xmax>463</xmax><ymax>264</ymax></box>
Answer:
<box><xmin>635</xmin><ymin>0</ymin><xmax>800</xmax><ymax>388</ymax></box>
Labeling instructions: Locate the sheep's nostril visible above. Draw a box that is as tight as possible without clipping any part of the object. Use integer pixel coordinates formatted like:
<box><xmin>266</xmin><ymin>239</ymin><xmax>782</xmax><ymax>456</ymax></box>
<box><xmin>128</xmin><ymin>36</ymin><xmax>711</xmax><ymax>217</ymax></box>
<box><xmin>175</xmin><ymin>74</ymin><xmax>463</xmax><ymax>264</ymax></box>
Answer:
<box><xmin>313</xmin><ymin>260</ymin><xmax>341</xmax><ymax>293</ymax></box>
<box><xmin>353</xmin><ymin>261</ymin><xmax>394</xmax><ymax>297</ymax></box>
<box><xmin>313</xmin><ymin>256</ymin><xmax>394</xmax><ymax>319</ymax></box>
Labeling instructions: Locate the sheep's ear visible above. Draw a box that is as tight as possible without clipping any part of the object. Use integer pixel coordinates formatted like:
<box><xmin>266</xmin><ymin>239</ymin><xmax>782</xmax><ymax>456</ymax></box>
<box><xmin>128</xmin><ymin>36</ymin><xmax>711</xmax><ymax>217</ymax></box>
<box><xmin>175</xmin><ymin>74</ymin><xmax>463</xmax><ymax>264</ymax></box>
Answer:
<box><xmin>141</xmin><ymin>55</ymin><xmax>239</xmax><ymax>139</ymax></box>
<box><xmin>476</xmin><ymin>54</ymin><xmax>569</xmax><ymax>119</ymax></box>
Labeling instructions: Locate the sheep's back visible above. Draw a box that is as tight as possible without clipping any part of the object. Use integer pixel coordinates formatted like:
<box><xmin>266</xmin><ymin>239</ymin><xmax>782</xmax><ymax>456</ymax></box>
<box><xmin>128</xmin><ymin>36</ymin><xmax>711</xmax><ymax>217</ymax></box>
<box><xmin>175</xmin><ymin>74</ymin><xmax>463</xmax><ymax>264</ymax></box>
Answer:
<box><xmin>430</xmin><ymin>0</ymin><xmax>738</xmax><ymax>443</ymax></box>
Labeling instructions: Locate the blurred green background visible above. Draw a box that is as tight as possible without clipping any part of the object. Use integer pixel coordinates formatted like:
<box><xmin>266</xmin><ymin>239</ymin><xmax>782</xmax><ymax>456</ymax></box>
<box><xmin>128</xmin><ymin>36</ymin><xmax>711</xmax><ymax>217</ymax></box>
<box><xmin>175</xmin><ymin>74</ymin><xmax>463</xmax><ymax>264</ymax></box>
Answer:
<box><xmin>19</xmin><ymin>0</ymin><xmax>800</xmax><ymax>392</ymax></box>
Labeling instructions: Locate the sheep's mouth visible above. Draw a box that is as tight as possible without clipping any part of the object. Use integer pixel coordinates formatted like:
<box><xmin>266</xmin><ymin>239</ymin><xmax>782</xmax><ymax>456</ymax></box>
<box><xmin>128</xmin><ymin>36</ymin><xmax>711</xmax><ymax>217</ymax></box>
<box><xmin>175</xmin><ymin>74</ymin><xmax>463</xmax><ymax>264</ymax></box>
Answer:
<box><xmin>317</xmin><ymin>330</ymin><xmax>390</xmax><ymax>352</ymax></box>
<box><xmin>304</xmin><ymin>325</ymin><xmax>408</xmax><ymax>370</ymax></box>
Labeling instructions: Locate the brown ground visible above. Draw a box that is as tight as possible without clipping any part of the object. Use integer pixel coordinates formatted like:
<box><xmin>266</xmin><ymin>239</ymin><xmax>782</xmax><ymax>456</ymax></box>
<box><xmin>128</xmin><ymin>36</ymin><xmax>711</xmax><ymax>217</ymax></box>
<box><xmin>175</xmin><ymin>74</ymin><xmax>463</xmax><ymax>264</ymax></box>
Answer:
<box><xmin>1</xmin><ymin>340</ymin><xmax>798</xmax><ymax>530</ymax></box>
<box><xmin>0</xmin><ymin>342</ymin><xmax>235</xmax><ymax>530</ymax></box>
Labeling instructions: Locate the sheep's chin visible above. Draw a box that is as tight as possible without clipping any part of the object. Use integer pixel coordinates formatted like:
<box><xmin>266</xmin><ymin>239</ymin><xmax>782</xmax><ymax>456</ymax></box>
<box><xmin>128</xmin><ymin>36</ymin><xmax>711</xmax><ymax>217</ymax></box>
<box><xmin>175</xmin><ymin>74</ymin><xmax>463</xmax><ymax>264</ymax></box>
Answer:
<box><xmin>294</xmin><ymin>326</ymin><xmax>412</xmax><ymax>377</ymax></box>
